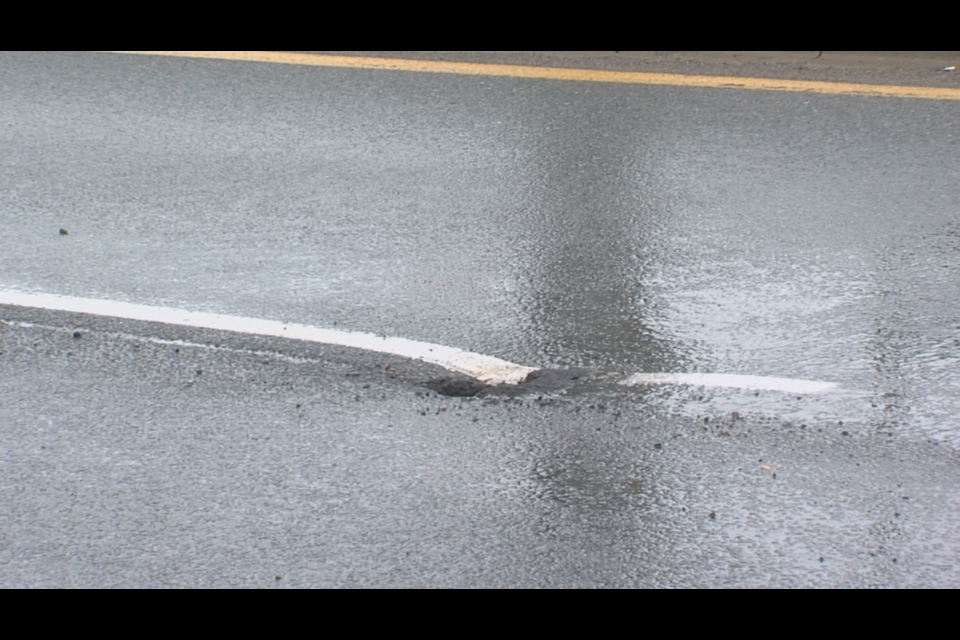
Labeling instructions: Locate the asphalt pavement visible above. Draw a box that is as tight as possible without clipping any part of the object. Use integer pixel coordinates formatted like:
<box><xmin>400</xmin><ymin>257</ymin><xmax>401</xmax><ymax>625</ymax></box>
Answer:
<box><xmin>2</xmin><ymin>52</ymin><xmax>959</xmax><ymax>587</ymax></box>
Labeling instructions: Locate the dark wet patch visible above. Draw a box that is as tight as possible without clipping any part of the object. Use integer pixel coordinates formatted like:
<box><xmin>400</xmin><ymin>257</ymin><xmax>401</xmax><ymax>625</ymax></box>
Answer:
<box><xmin>423</xmin><ymin>377</ymin><xmax>489</xmax><ymax>397</ymax></box>
<box><xmin>423</xmin><ymin>367</ymin><xmax>595</xmax><ymax>398</ymax></box>
<box><xmin>503</xmin><ymin>367</ymin><xmax>594</xmax><ymax>396</ymax></box>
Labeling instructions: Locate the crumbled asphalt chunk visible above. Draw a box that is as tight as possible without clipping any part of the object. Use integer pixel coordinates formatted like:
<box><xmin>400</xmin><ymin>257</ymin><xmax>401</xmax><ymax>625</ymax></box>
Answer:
<box><xmin>519</xmin><ymin>367</ymin><xmax>592</xmax><ymax>392</ymax></box>
<box><xmin>423</xmin><ymin>367</ymin><xmax>595</xmax><ymax>398</ymax></box>
<box><xmin>423</xmin><ymin>377</ymin><xmax>488</xmax><ymax>397</ymax></box>
<box><xmin>482</xmin><ymin>367</ymin><xmax>595</xmax><ymax>397</ymax></box>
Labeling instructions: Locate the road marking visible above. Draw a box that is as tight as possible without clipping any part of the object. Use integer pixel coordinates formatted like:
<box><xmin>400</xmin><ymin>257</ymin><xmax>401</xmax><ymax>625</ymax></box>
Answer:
<box><xmin>103</xmin><ymin>51</ymin><xmax>960</xmax><ymax>101</ymax></box>
<box><xmin>1</xmin><ymin>290</ymin><xmax>841</xmax><ymax>393</ymax></box>
<box><xmin>0</xmin><ymin>290</ymin><xmax>537</xmax><ymax>385</ymax></box>
<box><xmin>621</xmin><ymin>373</ymin><xmax>837</xmax><ymax>394</ymax></box>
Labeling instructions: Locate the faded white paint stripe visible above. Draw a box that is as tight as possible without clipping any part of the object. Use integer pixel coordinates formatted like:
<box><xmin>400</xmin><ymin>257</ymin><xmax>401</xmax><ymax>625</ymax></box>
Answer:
<box><xmin>620</xmin><ymin>372</ymin><xmax>837</xmax><ymax>394</ymax></box>
<box><xmin>0</xmin><ymin>290</ymin><xmax>537</xmax><ymax>385</ymax></box>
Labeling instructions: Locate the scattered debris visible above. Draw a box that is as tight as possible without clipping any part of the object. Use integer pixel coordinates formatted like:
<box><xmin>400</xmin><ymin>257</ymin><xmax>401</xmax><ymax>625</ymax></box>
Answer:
<box><xmin>945</xmin><ymin>66</ymin><xmax>956</xmax><ymax>72</ymax></box>
<box><xmin>58</xmin><ymin>228</ymin><xmax>69</xmax><ymax>236</ymax></box>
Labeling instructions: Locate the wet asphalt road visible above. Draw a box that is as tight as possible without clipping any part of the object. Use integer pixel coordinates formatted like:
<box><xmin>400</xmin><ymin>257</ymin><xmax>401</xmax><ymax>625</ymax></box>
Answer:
<box><xmin>2</xmin><ymin>52</ymin><xmax>960</xmax><ymax>587</ymax></box>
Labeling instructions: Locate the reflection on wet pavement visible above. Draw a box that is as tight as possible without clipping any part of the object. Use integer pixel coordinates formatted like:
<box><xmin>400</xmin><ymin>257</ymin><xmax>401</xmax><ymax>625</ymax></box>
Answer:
<box><xmin>2</xmin><ymin>54</ymin><xmax>958</xmax><ymax>444</ymax></box>
<box><xmin>3</xmin><ymin>52</ymin><xmax>960</xmax><ymax>588</ymax></box>
<box><xmin>492</xmin><ymin>86</ymin><xmax>960</xmax><ymax>444</ymax></box>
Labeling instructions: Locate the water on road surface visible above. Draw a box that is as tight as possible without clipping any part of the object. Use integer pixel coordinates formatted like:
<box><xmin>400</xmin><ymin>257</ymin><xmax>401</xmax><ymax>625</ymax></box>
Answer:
<box><xmin>2</xmin><ymin>52</ymin><xmax>959</xmax><ymax>587</ymax></box>
<box><xmin>3</xmin><ymin>52</ymin><xmax>957</xmax><ymax>442</ymax></box>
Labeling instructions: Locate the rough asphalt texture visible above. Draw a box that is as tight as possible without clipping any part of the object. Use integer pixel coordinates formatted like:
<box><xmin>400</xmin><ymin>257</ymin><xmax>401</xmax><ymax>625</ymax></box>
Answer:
<box><xmin>2</xmin><ymin>52</ymin><xmax>959</xmax><ymax>587</ymax></box>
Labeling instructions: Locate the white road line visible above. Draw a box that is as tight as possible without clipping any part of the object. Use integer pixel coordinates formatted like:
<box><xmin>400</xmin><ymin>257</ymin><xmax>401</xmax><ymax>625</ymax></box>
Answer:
<box><xmin>620</xmin><ymin>373</ymin><xmax>838</xmax><ymax>394</ymax></box>
<box><xmin>0</xmin><ymin>290</ymin><xmax>537</xmax><ymax>385</ymax></box>
<box><xmin>1</xmin><ymin>290</ymin><xmax>841</xmax><ymax>393</ymax></box>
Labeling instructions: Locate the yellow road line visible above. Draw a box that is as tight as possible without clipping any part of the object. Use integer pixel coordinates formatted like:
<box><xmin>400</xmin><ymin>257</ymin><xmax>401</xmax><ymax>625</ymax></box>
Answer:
<box><xmin>105</xmin><ymin>51</ymin><xmax>960</xmax><ymax>101</ymax></box>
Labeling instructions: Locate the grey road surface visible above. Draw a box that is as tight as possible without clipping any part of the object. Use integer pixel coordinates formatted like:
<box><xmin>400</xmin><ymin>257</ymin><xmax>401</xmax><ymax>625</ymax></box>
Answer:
<box><xmin>2</xmin><ymin>51</ymin><xmax>959</xmax><ymax>587</ymax></box>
